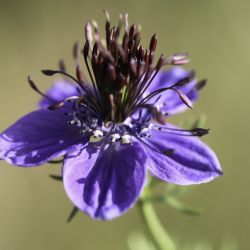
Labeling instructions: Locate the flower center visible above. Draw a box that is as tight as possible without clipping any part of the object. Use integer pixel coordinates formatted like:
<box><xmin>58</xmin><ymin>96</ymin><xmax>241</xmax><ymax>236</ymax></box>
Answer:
<box><xmin>65</xmin><ymin>96</ymin><xmax>155</xmax><ymax>145</ymax></box>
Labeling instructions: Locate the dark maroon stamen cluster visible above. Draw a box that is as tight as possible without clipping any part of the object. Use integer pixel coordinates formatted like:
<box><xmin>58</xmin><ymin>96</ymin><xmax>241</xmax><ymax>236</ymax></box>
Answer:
<box><xmin>82</xmin><ymin>12</ymin><xmax>193</xmax><ymax>122</ymax></box>
<box><xmin>31</xmin><ymin>11</ymin><xmax>201</xmax><ymax>124</ymax></box>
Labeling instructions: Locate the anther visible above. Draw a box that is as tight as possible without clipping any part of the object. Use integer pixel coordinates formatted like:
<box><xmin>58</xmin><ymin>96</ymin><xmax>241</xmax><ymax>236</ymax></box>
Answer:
<box><xmin>173</xmin><ymin>88</ymin><xmax>193</xmax><ymax>109</ymax></box>
<box><xmin>92</xmin><ymin>129</ymin><xmax>104</xmax><ymax>138</ymax></box>
<box><xmin>110</xmin><ymin>133</ymin><xmax>120</xmax><ymax>143</ymax></box>
<box><xmin>73</xmin><ymin>42</ymin><xmax>80</xmax><ymax>64</ymax></box>
<box><xmin>171</xmin><ymin>53</ymin><xmax>189</xmax><ymax>65</ymax></box>
<box><xmin>140</xmin><ymin>127</ymin><xmax>150</xmax><ymax>138</ymax></box>
<box><xmin>47</xmin><ymin>101</ymin><xmax>65</xmax><ymax>110</ymax></box>
<box><xmin>107</xmin><ymin>65</ymin><xmax>116</xmax><ymax>82</ymax></box>
<box><xmin>103</xmin><ymin>9</ymin><xmax>110</xmax><ymax>23</ymax></box>
<box><xmin>155</xmin><ymin>55</ymin><xmax>165</xmax><ymax>72</ymax></box>
<box><xmin>92</xmin><ymin>20</ymin><xmax>100</xmax><ymax>41</ymax></box>
<box><xmin>149</xmin><ymin>34</ymin><xmax>157</xmax><ymax>52</ymax></box>
<box><xmin>121</xmin><ymin>134</ymin><xmax>131</xmax><ymax>144</ymax></box>
<box><xmin>85</xmin><ymin>22</ymin><xmax>93</xmax><ymax>44</ymax></box>
<box><xmin>41</xmin><ymin>69</ymin><xmax>56</xmax><ymax>76</ymax></box>
<box><xmin>192</xmin><ymin>128</ymin><xmax>210</xmax><ymax>137</ymax></box>
<box><xmin>196</xmin><ymin>79</ymin><xmax>207</xmax><ymax>90</ymax></box>
<box><xmin>58</xmin><ymin>60</ymin><xmax>66</xmax><ymax>72</ymax></box>
<box><xmin>130</xmin><ymin>58</ymin><xmax>137</xmax><ymax>77</ymax></box>
<box><xmin>76</xmin><ymin>64</ymin><xmax>84</xmax><ymax>82</ymax></box>
<box><xmin>124</xmin><ymin>13</ymin><xmax>129</xmax><ymax>33</ymax></box>
<box><xmin>129</xmin><ymin>25</ymin><xmax>136</xmax><ymax>40</ymax></box>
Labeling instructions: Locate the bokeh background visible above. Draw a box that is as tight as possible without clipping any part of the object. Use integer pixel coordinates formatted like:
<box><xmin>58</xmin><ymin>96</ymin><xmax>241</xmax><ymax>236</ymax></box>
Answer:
<box><xmin>0</xmin><ymin>0</ymin><xmax>248</xmax><ymax>249</ymax></box>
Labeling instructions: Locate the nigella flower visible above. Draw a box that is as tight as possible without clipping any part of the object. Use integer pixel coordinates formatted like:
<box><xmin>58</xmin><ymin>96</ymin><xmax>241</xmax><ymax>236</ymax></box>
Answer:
<box><xmin>0</xmin><ymin>12</ymin><xmax>222</xmax><ymax>220</ymax></box>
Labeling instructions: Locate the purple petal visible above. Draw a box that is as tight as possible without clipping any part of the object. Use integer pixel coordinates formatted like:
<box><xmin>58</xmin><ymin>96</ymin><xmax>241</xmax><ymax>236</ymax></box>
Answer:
<box><xmin>63</xmin><ymin>141</ymin><xmax>147</xmax><ymax>220</ymax></box>
<box><xmin>0</xmin><ymin>109</ymin><xmax>86</xmax><ymax>167</ymax></box>
<box><xmin>39</xmin><ymin>80</ymin><xmax>79</xmax><ymax>108</ymax></box>
<box><xmin>148</xmin><ymin>67</ymin><xmax>198</xmax><ymax>115</ymax></box>
<box><xmin>145</xmin><ymin>124</ymin><xmax>222</xmax><ymax>185</ymax></box>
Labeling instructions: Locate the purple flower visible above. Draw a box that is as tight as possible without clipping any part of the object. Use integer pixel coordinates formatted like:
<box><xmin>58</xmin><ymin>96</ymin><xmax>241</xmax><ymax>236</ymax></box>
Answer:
<box><xmin>0</xmin><ymin>13</ymin><xmax>222</xmax><ymax>220</ymax></box>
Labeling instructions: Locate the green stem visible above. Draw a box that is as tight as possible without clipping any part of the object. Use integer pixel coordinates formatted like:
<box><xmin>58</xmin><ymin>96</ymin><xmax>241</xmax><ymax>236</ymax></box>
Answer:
<box><xmin>138</xmin><ymin>199</ymin><xmax>176</xmax><ymax>250</ymax></box>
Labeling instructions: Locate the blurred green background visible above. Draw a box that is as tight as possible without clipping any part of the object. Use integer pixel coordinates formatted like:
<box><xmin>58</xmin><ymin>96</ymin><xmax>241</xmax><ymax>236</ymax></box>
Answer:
<box><xmin>0</xmin><ymin>0</ymin><xmax>248</xmax><ymax>249</ymax></box>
